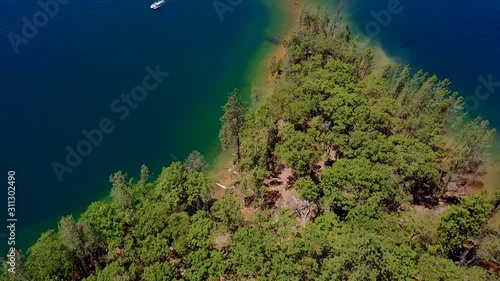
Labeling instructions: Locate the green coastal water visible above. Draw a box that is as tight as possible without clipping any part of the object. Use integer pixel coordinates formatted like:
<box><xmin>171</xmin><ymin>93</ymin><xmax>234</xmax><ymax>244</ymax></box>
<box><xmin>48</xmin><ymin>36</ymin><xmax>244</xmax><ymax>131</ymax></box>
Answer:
<box><xmin>0</xmin><ymin>0</ymin><xmax>288</xmax><ymax>254</ymax></box>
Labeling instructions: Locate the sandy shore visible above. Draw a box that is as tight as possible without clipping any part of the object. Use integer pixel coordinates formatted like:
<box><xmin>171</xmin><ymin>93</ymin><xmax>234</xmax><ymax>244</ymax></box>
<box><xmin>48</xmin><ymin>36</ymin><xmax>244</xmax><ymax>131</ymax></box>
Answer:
<box><xmin>210</xmin><ymin>0</ymin><xmax>313</xmax><ymax>197</ymax></box>
<box><xmin>210</xmin><ymin>0</ymin><xmax>498</xmax><ymax>196</ymax></box>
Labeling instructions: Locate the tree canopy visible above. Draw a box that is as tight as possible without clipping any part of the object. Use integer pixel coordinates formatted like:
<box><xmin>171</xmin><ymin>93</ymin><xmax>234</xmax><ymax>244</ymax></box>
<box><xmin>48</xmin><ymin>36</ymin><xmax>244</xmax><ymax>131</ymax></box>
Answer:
<box><xmin>2</xmin><ymin>7</ymin><xmax>498</xmax><ymax>281</ymax></box>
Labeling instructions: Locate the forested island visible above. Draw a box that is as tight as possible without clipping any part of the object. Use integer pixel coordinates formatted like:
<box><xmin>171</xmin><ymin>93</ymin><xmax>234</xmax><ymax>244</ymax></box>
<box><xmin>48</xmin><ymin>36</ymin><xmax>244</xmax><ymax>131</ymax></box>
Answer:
<box><xmin>2</xmin><ymin>7</ymin><xmax>499</xmax><ymax>281</ymax></box>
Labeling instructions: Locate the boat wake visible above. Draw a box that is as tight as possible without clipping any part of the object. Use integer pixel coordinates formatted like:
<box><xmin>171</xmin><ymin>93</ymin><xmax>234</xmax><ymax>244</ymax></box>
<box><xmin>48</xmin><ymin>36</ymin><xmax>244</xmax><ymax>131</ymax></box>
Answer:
<box><xmin>150</xmin><ymin>0</ymin><xmax>178</xmax><ymax>10</ymax></box>
<box><xmin>150</xmin><ymin>0</ymin><xmax>165</xmax><ymax>9</ymax></box>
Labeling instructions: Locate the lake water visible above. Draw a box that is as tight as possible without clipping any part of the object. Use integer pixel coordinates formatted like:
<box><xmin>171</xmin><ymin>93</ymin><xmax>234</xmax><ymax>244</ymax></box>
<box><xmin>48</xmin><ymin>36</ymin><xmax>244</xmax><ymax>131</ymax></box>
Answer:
<box><xmin>1</xmin><ymin>0</ymin><xmax>499</xmax><ymax>254</ymax></box>
<box><xmin>0</xmin><ymin>0</ymin><xmax>282</xmax><ymax>253</ymax></box>
<box><xmin>344</xmin><ymin>0</ymin><xmax>500</xmax><ymax>131</ymax></box>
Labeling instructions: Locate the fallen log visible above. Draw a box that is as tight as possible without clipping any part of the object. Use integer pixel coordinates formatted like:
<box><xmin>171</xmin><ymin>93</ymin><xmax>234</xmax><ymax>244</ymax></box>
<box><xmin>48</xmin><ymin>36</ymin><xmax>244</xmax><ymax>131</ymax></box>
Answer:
<box><xmin>216</xmin><ymin>183</ymin><xmax>235</xmax><ymax>190</ymax></box>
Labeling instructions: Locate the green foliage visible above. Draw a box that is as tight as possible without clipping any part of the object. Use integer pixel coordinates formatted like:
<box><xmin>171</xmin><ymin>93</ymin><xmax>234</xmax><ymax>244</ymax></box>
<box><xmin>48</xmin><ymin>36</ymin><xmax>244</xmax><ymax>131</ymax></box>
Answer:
<box><xmin>294</xmin><ymin>176</ymin><xmax>320</xmax><ymax>201</ymax></box>
<box><xmin>239</xmin><ymin>105</ymin><xmax>274</xmax><ymax>171</ymax></box>
<box><xmin>444</xmin><ymin>117</ymin><xmax>496</xmax><ymax>190</ymax></box>
<box><xmin>238</xmin><ymin>167</ymin><xmax>268</xmax><ymax>196</ymax></box>
<box><xmin>211</xmin><ymin>190</ymin><xmax>244</xmax><ymax>231</ymax></box>
<box><xmin>142</xmin><ymin>262</ymin><xmax>178</xmax><ymax>281</ymax></box>
<box><xmin>94</xmin><ymin>262</ymin><xmax>132</xmax><ymax>281</ymax></box>
<box><xmin>187</xmin><ymin>211</ymin><xmax>214</xmax><ymax>249</ymax></box>
<box><xmin>275</xmin><ymin>123</ymin><xmax>321</xmax><ymax>175</ymax></box>
<box><xmin>155</xmin><ymin>161</ymin><xmax>210</xmax><ymax>211</ymax></box>
<box><xmin>7</xmin><ymin>7</ymin><xmax>498</xmax><ymax>281</ymax></box>
<box><xmin>25</xmin><ymin>230</ymin><xmax>72</xmax><ymax>281</ymax></box>
<box><xmin>155</xmin><ymin>162</ymin><xmax>188</xmax><ymax>208</ymax></box>
<box><xmin>184</xmin><ymin>150</ymin><xmax>209</xmax><ymax>173</ymax></box>
<box><xmin>110</xmin><ymin>182</ymin><xmax>133</xmax><ymax>212</ymax></box>
<box><xmin>80</xmin><ymin>201</ymin><xmax>125</xmax><ymax>248</ymax></box>
<box><xmin>319</xmin><ymin>231</ymin><xmax>415</xmax><ymax>281</ymax></box>
<box><xmin>229</xmin><ymin>226</ymin><xmax>268</xmax><ymax>279</ymax></box>
<box><xmin>219</xmin><ymin>89</ymin><xmax>245</xmax><ymax>160</ymax></box>
<box><xmin>477</xmin><ymin>234</ymin><xmax>500</xmax><ymax>265</ymax></box>
<box><xmin>415</xmin><ymin>254</ymin><xmax>463</xmax><ymax>281</ymax></box>
<box><xmin>133</xmin><ymin>202</ymin><xmax>170</xmax><ymax>241</ymax></box>
<box><xmin>185</xmin><ymin>171</ymin><xmax>211</xmax><ymax>209</ymax></box>
<box><xmin>439</xmin><ymin>193</ymin><xmax>494</xmax><ymax>256</ymax></box>
<box><xmin>415</xmin><ymin>254</ymin><xmax>494</xmax><ymax>281</ymax></box>
<box><xmin>320</xmin><ymin>158</ymin><xmax>397</xmax><ymax>215</ymax></box>
<box><xmin>0</xmin><ymin>251</ymin><xmax>30</xmax><ymax>281</ymax></box>
<box><xmin>137</xmin><ymin>233</ymin><xmax>170</xmax><ymax>265</ymax></box>
<box><xmin>58</xmin><ymin>215</ymin><xmax>84</xmax><ymax>256</ymax></box>
<box><xmin>139</xmin><ymin>164</ymin><xmax>150</xmax><ymax>184</ymax></box>
<box><xmin>397</xmin><ymin>210</ymin><xmax>440</xmax><ymax>254</ymax></box>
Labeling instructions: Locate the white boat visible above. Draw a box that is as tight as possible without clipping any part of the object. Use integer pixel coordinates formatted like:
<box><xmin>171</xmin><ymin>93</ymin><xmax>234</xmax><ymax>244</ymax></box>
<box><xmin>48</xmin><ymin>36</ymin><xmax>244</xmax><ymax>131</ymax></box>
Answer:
<box><xmin>150</xmin><ymin>0</ymin><xmax>165</xmax><ymax>9</ymax></box>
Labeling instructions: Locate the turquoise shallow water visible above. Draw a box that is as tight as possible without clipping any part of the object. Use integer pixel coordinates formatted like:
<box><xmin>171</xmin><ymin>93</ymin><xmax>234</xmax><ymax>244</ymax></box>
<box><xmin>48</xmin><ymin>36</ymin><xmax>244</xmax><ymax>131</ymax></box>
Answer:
<box><xmin>0</xmin><ymin>0</ymin><xmax>275</xmax><ymax>253</ymax></box>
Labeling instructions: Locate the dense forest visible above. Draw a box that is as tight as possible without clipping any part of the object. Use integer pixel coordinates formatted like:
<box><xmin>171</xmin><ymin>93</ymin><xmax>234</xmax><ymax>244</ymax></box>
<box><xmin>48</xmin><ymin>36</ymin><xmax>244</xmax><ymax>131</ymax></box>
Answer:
<box><xmin>2</xmin><ymin>7</ymin><xmax>499</xmax><ymax>281</ymax></box>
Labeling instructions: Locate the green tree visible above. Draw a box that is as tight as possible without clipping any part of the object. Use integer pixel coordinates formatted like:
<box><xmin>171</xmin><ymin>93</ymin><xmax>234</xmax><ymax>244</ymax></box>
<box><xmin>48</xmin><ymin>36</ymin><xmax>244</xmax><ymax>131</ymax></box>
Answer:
<box><xmin>294</xmin><ymin>176</ymin><xmax>320</xmax><ymax>201</ymax></box>
<box><xmin>219</xmin><ymin>89</ymin><xmax>245</xmax><ymax>161</ymax></box>
<box><xmin>142</xmin><ymin>262</ymin><xmax>178</xmax><ymax>281</ymax></box>
<box><xmin>320</xmin><ymin>158</ymin><xmax>397</xmax><ymax>215</ymax></box>
<box><xmin>94</xmin><ymin>262</ymin><xmax>132</xmax><ymax>281</ymax></box>
<box><xmin>443</xmin><ymin>117</ymin><xmax>495</xmax><ymax>192</ymax></box>
<box><xmin>388</xmin><ymin>136</ymin><xmax>440</xmax><ymax>202</ymax></box>
<box><xmin>80</xmin><ymin>220</ymin><xmax>106</xmax><ymax>260</ymax></box>
<box><xmin>139</xmin><ymin>164</ymin><xmax>150</xmax><ymax>185</ymax></box>
<box><xmin>137</xmin><ymin>235</ymin><xmax>170</xmax><ymax>265</ymax></box>
<box><xmin>211</xmin><ymin>190</ymin><xmax>244</xmax><ymax>231</ymax></box>
<box><xmin>109</xmin><ymin>171</ymin><xmax>133</xmax><ymax>212</ymax></box>
<box><xmin>439</xmin><ymin>193</ymin><xmax>494</xmax><ymax>257</ymax></box>
<box><xmin>415</xmin><ymin>254</ymin><xmax>463</xmax><ymax>281</ymax></box>
<box><xmin>164</xmin><ymin>212</ymin><xmax>191</xmax><ymax>256</ymax></box>
<box><xmin>319</xmin><ymin>231</ymin><xmax>385</xmax><ymax>281</ymax></box>
<box><xmin>477</xmin><ymin>234</ymin><xmax>500</xmax><ymax>265</ymax></box>
<box><xmin>155</xmin><ymin>162</ymin><xmax>188</xmax><ymax>210</ymax></box>
<box><xmin>25</xmin><ymin>230</ymin><xmax>72</xmax><ymax>281</ymax></box>
<box><xmin>239</xmin><ymin>105</ymin><xmax>274</xmax><ymax>171</ymax></box>
<box><xmin>154</xmin><ymin>161</ymin><xmax>210</xmax><ymax>211</ymax></box>
<box><xmin>133</xmin><ymin>202</ymin><xmax>170</xmax><ymax>241</ymax></box>
<box><xmin>275</xmin><ymin>123</ymin><xmax>319</xmax><ymax>175</ymax></box>
<box><xmin>229</xmin><ymin>226</ymin><xmax>268</xmax><ymax>279</ymax></box>
<box><xmin>184</xmin><ymin>150</ymin><xmax>209</xmax><ymax>173</ymax></box>
<box><xmin>58</xmin><ymin>215</ymin><xmax>84</xmax><ymax>257</ymax></box>
<box><xmin>187</xmin><ymin>211</ymin><xmax>214</xmax><ymax>250</ymax></box>
<box><xmin>185</xmin><ymin>170</ymin><xmax>211</xmax><ymax>210</ymax></box>
<box><xmin>80</xmin><ymin>201</ymin><xmax>125</xmax><ymax>248</ymax></box>
<box><xmin>0</xmin><ymin>250</ymin><xmax>31</xmax><ymax>281</ymax></box>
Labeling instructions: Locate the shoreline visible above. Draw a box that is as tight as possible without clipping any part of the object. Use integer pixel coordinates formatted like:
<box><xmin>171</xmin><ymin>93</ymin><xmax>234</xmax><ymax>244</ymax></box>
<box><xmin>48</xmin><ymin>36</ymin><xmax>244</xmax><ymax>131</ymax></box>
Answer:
<box><xmin>246</xmin><ymin>0</ymin><xmax>308</xmax><ymax>97</ymax></box>
<box><xmin>211</xmin><ymin>0</ymin><xmax>499</xmax><ymax>195</ymax></box>
<box><xmin>328</xmin><ymin>1</ymin><xmax>499</xmax><ymax>194</ymax></box>
<box><xmin>9</xmin><ymin>4</ymin><xmax>498</xmax><ymax>279</ymax></box>
<box><xmin>14</xmin><ymin>2</ymin><xmax>297</xmax><ymax>255</ymax></box>
<box><xmin>210</xmin><ymin>0</ymin><xmax>313</xmax><ymax>194</ymax></box>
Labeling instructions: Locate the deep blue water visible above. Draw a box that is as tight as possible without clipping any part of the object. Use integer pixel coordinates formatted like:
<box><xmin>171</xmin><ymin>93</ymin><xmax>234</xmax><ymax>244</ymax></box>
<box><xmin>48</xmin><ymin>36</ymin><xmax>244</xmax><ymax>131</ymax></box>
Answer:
<box><xmin>1</xmin><ymin>0</ymin><xmax>500</xmax><ymax>256</ymax></box>
<box><xmin>344</xmin><ymin>0</ymin><xmax>500</xmax><ymax>132</ymax></box>
<box><xmin>0</xmin><ymin>0</ymin><xmax>274</xmax><ymax>253</ymax></box>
